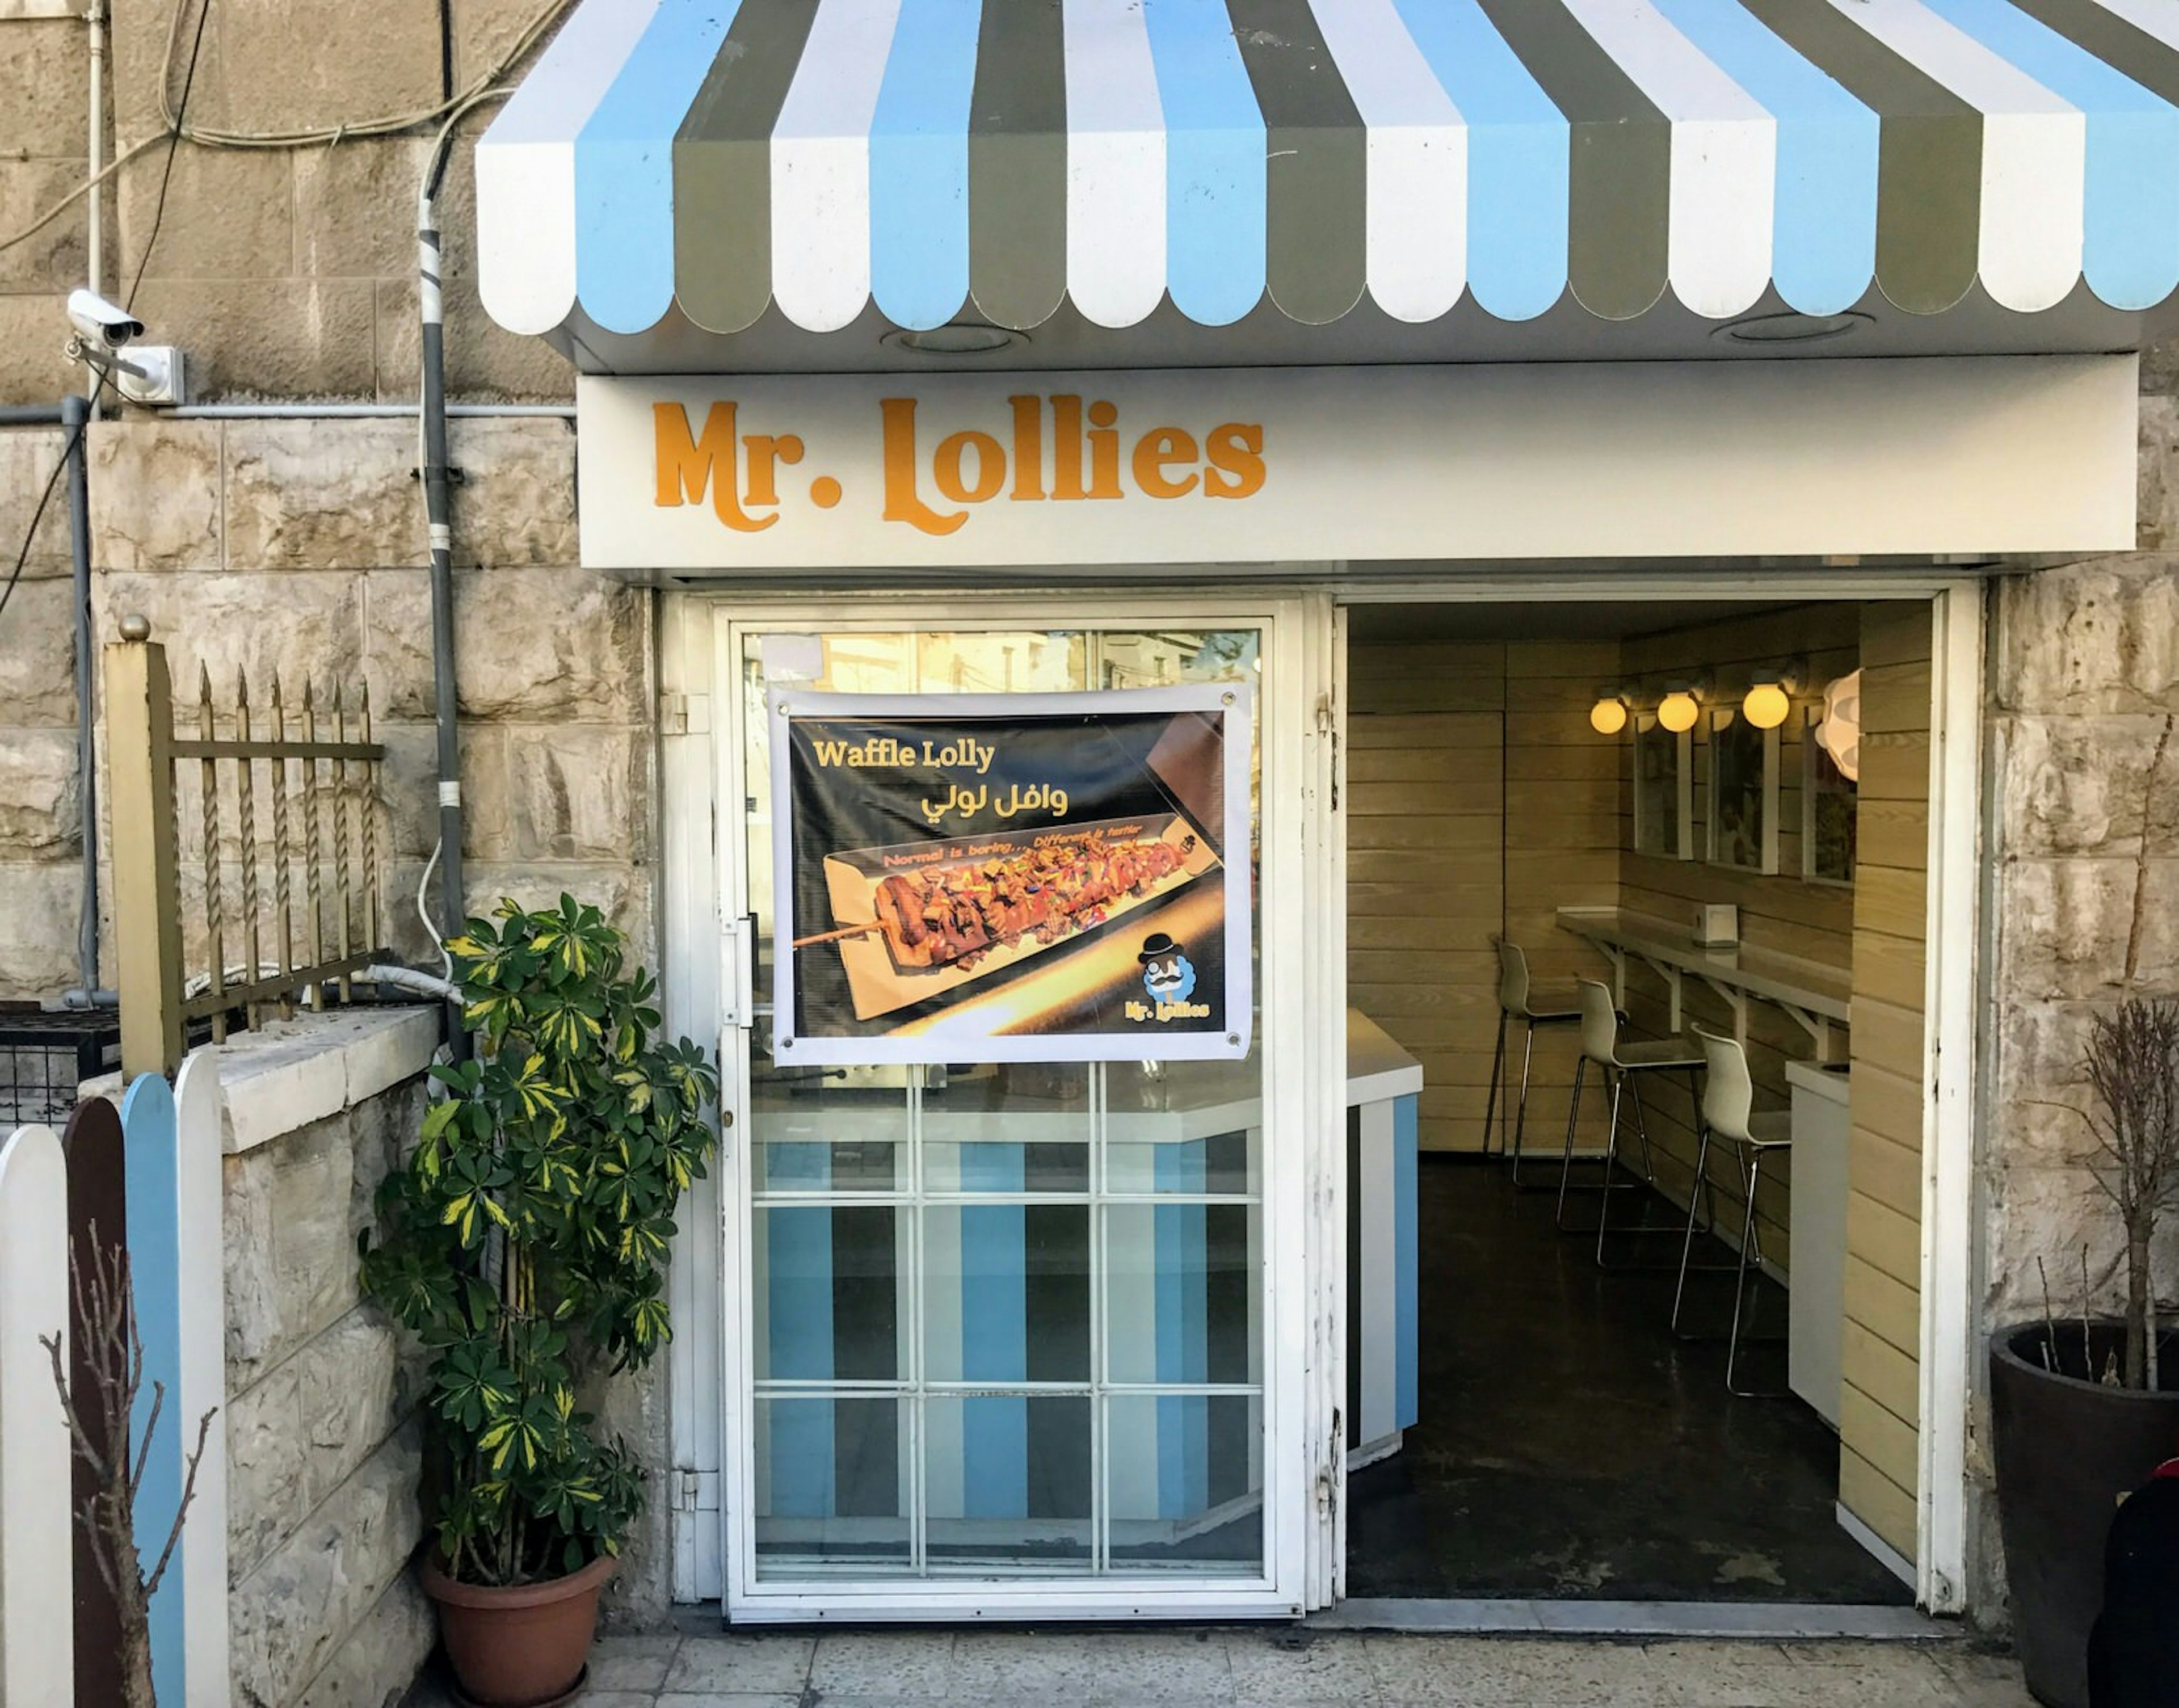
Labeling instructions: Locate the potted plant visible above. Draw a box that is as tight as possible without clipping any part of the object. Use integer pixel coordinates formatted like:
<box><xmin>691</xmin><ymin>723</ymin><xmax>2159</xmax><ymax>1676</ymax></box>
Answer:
<box><xmin>362</xmin><ymin>897</ymin><xmax>717</xmax><ymax>1708</ymax></box>
<box><xmin>1991</xmin><ymin>996</ymin><xmax>2179</xmax><ymax>1708</ymax></box>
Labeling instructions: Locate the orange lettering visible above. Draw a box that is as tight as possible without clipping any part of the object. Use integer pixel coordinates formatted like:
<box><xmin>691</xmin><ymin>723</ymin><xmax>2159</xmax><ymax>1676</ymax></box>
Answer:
<box><xmin>1131</xmin><ymin>427</ymin><xmax>1200</xmax><ymax>499</ymax></box>
<box><xmin>934</xmin><ymin>429</ymin><xmax>1006</xmax><ymax>504</ymax></box>
<box><xmin>1086</xmin><ymin>399</ymin><xmax>1122</xmax><ymax>499</ymax></box>
<box><xmin>880</xmin><ymin>398</ymin><xmax>967</xmax><ymax>536</ymax></box>
<box><xmin>1052</xmin><ymin>395</ymin><xmax>1088</xmax><ymax>501</ymax></box>
<box><xmin>1203</xmin><ymin>422</ymin><xmax>1266</xmax><ymax>500</ymax></box>
<box><xmin>1008</xmin><ymin>395</ymin><xmax>1046</xmax><ymax>500</ymax></box>
<box><xmin>743</xmin><ymin>433</ymin><xmax>804</xmax><ymax>507</ymax></box>
<box><xmin>653</xmin><ymin>401</ymin><xmax>774</xmax><ymax>532</ymax></box>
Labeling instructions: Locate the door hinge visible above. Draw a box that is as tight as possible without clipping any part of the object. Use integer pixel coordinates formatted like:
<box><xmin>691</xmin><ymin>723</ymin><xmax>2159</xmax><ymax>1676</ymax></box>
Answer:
<box><xmin>676</xmin><ymin>1468</ymin><xmax>701</xmax><ymax>1512</ymax></box>
<box><xmin>659</xmin><ymin>692</ymin><xmax>711</xmax><ymax>737</ymax></box>
<box><xmin>1314</xmin><ymin>693</ymin><xmax>1341</xmax><ymax>811</ymax></box>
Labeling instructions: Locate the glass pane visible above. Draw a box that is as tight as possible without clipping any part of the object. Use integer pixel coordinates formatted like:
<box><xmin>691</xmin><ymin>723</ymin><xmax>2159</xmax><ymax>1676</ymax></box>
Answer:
<box><xmin>741</xmin><ymin>624</ymin><xmax>1272</xmax><ymax>1592</ymax></box>
<box><xmin>922</xmin><ymin>1205</ymin><xmax>1092</xmax><ymax>1385</ymax></box>
<box><xmin>924</xmin><ymin>1396</ymin><xmax>1093</xmax><ymax>1571</ymax></box>
<box><xmin>1105</xmin><ymin>1053</ymin><xmax>1262</xmax><ymax>1196</ymax></box>
<box><xmin>755</xmin><ymin>1397</ymin><xmax>912</xmax><ymax>1576</ymax></box>
<box><xmin>1103</xmin><ymin>1202</ymin><xmax>1261</xmax><ymax>1387</ymax></box>
<box><xmin>754</xmin><ymin>1205</ymin><xmax>906</xmax><ymax>1383</ymax></box>
<box><xmin>1107</xmin><ymin>1395</ymin><xmax>1264</xmax><ymax>1572</ymax></box>
<box><xmin>922</xmin><ymin>1063</ymin><xmax>1093</xmax><ymax>1195</ymax></box>
<box><xmin>751</xmin><ymin>1066</ymin><xmax>910</xmax><ymax>1195</ymax></box>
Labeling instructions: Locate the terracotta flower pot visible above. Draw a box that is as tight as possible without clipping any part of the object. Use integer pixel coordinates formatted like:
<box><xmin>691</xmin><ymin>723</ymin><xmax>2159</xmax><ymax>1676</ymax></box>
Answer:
<box><xmin>418</xmin><ymin>1550</ymin><xmax>617</xmax><ymax>1708</ymax></box>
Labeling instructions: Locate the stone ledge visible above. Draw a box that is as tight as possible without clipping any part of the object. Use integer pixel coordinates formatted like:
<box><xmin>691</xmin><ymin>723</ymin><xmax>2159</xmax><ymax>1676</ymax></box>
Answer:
<box><xmin>215</xmin><ymin>1006</ymin><xmax>440</xmax><ymax>1154</ymax></box>
<box><xmin>87</xmin><ymin>1006</ymin><xmax>441</xmax><ymax>1153</ymax></box>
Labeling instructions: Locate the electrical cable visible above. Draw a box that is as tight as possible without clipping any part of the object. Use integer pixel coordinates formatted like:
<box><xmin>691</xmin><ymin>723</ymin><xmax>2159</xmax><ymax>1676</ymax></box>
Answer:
<box><xmin>0</xmin><ymin>371</ymin><xmax>106</xmax><ymax>631</ymax></box>
<box><xmin>0</xmin><ymin>0</ymin><xmax>209</xmax><ymax>632</ymax></box>
<box><xmin>0</xmin><ymin>0</ymin><xmax>575</xmax><ymax>257</ymax></box>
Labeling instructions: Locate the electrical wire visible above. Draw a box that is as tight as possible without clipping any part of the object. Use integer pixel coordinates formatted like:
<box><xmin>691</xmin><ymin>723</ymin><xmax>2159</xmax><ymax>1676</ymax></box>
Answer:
<box><xmin>0</xmin><ymin>0</ymin><xmax>575</xmax><ymax>257</ymax></box>
<box><xmin>0</xmin><ymin>371</ymin><xmax>106</xmax><ymax>631</ymax></box>
<box><xmin>130</xmin><ymin>0</ymin><xmax>211</xmax><ymax>308</ymax></box>
<box><xmin>0</xmin><ymin>0</ymin><xmax>213</xmax><ymax>633</ymax></box>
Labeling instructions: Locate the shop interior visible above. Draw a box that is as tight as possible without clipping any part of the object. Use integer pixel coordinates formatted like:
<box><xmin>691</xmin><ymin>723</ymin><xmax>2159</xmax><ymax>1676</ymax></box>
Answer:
<box><xmin>1341</xmin><ymin>595</ymin><xmax>1927</xmax><ymax>1606</ymax></box>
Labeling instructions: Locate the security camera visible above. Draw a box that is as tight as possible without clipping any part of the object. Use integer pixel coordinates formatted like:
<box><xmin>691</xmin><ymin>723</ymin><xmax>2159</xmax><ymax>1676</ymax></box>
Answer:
<box><xmin>66</xmin><ymin>288</ymin><xmax>144</xmax><ymax>352</ymax></box>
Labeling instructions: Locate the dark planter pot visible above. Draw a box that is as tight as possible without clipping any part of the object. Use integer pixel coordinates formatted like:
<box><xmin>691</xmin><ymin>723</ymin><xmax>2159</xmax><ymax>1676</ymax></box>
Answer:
<box><xmin>418</xmin><ymin>1550</ymin><xmax>617</xmax><ymax>1708</ymax></box>
<box><xmin>1989</xmin><ymin>1323</ymin><xmax>2179</xmax><ymax>1708</ymax></box>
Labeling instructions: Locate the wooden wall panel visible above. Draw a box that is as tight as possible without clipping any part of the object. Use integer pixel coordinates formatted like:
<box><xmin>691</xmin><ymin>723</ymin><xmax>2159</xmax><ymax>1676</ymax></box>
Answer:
<box><xmin>1348</xmin><ymin>643</ymin><xmax>1507</xmax><ymax>1155</ymax></box>
<box><xmin>1610</xmin><ymin>605</ymin><xmax>1861</xmax><ymax>1268</ymax></box>
<box><xmin>1841</xmin><ymin>599</ymin><xmax>1934</xmax><ymax>1564</ymax></box>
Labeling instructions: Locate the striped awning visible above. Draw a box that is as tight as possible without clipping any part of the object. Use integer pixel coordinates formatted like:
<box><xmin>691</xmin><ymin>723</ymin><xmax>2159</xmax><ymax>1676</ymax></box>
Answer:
<box><xmin>476</xmin><ymin>0</ymin><xmax>2179</xmax><ymax>343</ymax></box>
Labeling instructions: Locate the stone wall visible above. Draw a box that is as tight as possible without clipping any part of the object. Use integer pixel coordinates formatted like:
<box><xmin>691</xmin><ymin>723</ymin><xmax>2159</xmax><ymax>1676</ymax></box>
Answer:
<box><xmin>0</xmin><ymin>421</ymin><xmax>84</xmax><ymax>995</ymax></box>
<box><xmin>0</xmin><ymin>0</ymin><xmax>569</xmax><ymax>405</ymax></box>
<box><xmin>91</xmin><ymin>1007</ymin><xmax>448</xmax><ymax>1708</ymax></box>
<box><xmin>1967</xmin><ymin>344</ymin><xmax>2179</xmax><ymax>1621</ymax></box>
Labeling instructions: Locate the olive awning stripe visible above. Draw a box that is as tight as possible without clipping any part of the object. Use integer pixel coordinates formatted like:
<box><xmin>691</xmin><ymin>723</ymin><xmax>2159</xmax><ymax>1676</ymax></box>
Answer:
<box><xmin>475</xmin><ymin>0</ymin><xmax>2179</xmax><ymax>341</ymax></box>
<box><xmin>675</xmin><ymin>0</ymin><xmax>825</xmax><ymax>336</ymax></box>
<box><xmin>969</xmin><ymin>0</ymin><xmax>1070</xmax><ymax>330</ymax></box>
<box><xmin>1227</xmin><ymin>0</ymin><xmax>1368</xmax><ymax>326</ymax></box>
<box><xmin>1471</xmin><ymin>0</ymin><xmax>1671</xmax><ymax>322</ymax></box>
<box><xmin>1741</xmin><ymin>0</ymin><xmax>1983</xmax><ymax>317</ymax></box>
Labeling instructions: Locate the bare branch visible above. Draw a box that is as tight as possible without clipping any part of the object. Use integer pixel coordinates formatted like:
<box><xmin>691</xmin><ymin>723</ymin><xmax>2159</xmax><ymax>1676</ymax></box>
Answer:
<box><xmin>130</xmin><ymin>1380</ymin><xmax>167</xmax><ymax>1502</ymax></box>
<box><xmin>141</xmin><ymin>1407</ymin><xmax>217</xmax><ymax>1601</ymax></box>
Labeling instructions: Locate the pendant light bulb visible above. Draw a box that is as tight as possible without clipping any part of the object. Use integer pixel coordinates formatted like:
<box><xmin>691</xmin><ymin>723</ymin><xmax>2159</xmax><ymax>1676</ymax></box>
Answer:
<box><xmin>1589</xmin><ymin>695</ymin><xmax>1629</xmax><ymax>736</ymax></box>
<box><xmin>1656</xmin><ymin>689</ymin><xmax>1700</xmax><ymax>734</ymax></box>
<box><xmin>1743</xmin><ymin>680</ymin><xmax>1791</xmax><ymax>730</ymax></box>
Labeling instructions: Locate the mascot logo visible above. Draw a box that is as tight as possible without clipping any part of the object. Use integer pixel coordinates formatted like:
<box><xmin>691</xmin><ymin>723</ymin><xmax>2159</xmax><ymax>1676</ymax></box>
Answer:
<box><xmin>1138</xmin><ymin>932</ymin><xmax>1197</xmax><ymax>1003</ymax></box>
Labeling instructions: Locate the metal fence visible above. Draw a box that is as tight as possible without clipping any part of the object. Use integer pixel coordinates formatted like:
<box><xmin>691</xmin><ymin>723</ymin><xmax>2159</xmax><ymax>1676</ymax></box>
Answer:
<box><xmin>107</xmin><ymin>617</ymin><xmax>389</xmax><ymax>1079</ymax></box>
<box><xmin>0</xmin><ymin>1008</ymin><xmax>119</xmax><ymax>1129</ymax></box>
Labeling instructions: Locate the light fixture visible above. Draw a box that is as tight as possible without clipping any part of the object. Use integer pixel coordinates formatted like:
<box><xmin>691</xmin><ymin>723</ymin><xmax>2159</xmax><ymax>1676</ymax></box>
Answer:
<box><xmin>1741</xmin><ymin>664</ymin><xmax>1805</xmax><ymax>731</ymax></box>
<box><xmin>1656</xmin><ymin>687</ymin><xmax>1701</xmax><ymax>734</ymax></box>
<box><xmin>1588</xmin><ymin>689</ymin><xmax>1630</xmax><ymax>736</ymax></box>
<box><xmin>882</xmin><ymin>322</ymin><xmax>1023</xmax><ymax>356</ymax></box>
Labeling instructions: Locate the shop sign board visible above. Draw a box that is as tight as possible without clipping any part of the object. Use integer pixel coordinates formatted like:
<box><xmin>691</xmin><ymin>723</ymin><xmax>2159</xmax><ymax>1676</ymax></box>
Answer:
<box><xmin>769</xmin><ymin>685</ymin><xmax>1253</xmax><ymax>1065</ymax></box>
<box><xmin>576</xmin><ymin>355</ymin><xmax>2136</xmax><ymax>570</ymax></box>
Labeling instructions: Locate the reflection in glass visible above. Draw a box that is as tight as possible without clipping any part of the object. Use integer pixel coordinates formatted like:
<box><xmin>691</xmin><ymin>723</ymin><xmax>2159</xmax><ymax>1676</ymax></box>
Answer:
<box><xmin>1104</xmin><ymin>1202</ymin><xmax>1261</xmax><ymax>1388</ymax></box>
<box><xmin>754</xmin><ymin>1397</ymin><xmax>912</xmax><ymax>1576</ymax></box>
<box><xmin>754</xmin><ymin>1205</ymin><xmax>904</xmax><ymax>1383</ymax></box>
<box><xmin>923</xmin><ymin>1063</ymin><xmax>1092</xmax><ymax>1194</ymax></box>
<box><xmin>924</xmin><ymin>1396</ymin><xmax>1093</xmax><ymax>1571</ymax></box>
<box><xmin>1107</xmin><ymin>1395</ymin><xmax>1264</xmax><ymax>1572</ymax></box>
<box><xmin>922</xmin><ymin>1205</ymin><xmax>1092</xmax><ymax>1385</ymax></box>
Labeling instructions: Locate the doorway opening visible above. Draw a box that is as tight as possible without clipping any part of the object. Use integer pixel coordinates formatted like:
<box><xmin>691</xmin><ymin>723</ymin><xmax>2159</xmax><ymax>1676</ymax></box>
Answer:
<box><xmin>1337</xmin><ymin>594</ymin><xmax>1942</xmax><ymax>1608</ymax></box>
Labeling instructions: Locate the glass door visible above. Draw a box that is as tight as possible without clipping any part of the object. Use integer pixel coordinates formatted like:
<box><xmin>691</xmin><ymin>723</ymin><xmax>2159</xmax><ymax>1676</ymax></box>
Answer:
<box><xmin>718</xmin><ymin>615</ymin><xmax>1309</xmax><ymax>1619</ymax></box>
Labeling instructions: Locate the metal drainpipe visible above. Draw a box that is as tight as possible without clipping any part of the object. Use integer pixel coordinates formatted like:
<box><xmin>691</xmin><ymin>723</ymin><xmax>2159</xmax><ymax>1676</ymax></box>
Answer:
<box><xmin>418</xmin><ymin>166</ymin><xmax>468</xmax><ymax>1056</ymax></box>
<box><xmin>64</xmin><ymin>392</ymin><xmax>96</xmax><ymax>999</ymax></box>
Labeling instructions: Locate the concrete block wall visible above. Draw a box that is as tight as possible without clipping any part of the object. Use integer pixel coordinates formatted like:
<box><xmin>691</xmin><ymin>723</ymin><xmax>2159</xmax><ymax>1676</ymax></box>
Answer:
<box><xmin>1968</xmin><ymin>341</ymin><xmax>2179</xmax><ymax>1621</ymax></box>
<box><xmin>1</xmin><ymin>0</ymin><xmax>571</xmax><ymax>405</ymax></box>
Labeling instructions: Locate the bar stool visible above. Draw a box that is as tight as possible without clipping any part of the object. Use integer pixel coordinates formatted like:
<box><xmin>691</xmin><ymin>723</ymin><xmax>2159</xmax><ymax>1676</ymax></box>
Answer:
<box><xmin>1556</xmin><ymin>978</ymin><xmax>1705</xmax><ymax>1267</ymax></box>
<box><xmin>1483</xmin><ymin>936</ymin><xmax>1581</xmax><ymax>1185</ymax></box>
<box><xmin>1672</xmin><ymin>1027</ymin><xmax>1794</xmax><ymax>1397</ymax></box>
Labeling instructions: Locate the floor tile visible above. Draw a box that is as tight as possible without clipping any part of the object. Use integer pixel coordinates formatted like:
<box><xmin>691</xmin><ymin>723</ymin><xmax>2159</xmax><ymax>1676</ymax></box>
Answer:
<box><xmin>591</xmin><ymin>1634</ymin><xmax>683</xmax><ymax>1692</ymax></box>
<box><xmin>1226</xmin><ymin>1631</ymin><xmax>1382</xmax><ymax>1702</ymax></box>
<box><xmin>664</xmin><ymin>1633</ymin><xmax>817</xmax><ymax>1695</ymax></box>
<box><xmin>946</xmin><ymin>1630</ymin><xmax>1236</xmax><ymax>1703</ymax></box>
<box><xmin>656</xmin><ymin>1696</ymin><xmax>807</xmax><ymax>1707</ymax></box>
<box><xmin>808</xmin><ymin>1630</ymin><xmax>959</xmax><ymax>1696</ymax></box>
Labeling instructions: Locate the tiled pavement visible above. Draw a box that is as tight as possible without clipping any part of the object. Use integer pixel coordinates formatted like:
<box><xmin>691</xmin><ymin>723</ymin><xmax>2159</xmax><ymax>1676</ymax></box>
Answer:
<box><xmin>404</xmin><ymin>1626</ymin><xmax>2037</xmax><ymax>1707</ymax></box>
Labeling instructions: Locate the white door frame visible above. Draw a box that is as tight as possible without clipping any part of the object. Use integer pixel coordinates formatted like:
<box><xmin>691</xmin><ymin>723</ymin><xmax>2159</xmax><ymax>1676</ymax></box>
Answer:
<box><xmin>1331</xmin><ymin>573</ymin><xmax>1983</xmax><ymax>1612</ymax></box>
<box><xmin>662</xmin><ymin>591</ymin><xmax>1340</xmax><ymax>1621</ymax></box>
<box><xmin>666</xmin><ymin>574</ymin><xmax>1982</xmax><ymax>1618</ymax></box>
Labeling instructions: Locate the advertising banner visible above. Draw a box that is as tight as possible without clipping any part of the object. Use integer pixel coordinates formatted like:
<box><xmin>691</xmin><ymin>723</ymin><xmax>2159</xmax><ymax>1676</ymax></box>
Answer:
<box><xmin>770</xmin><ymin>686</ymin><xmax>1252</xmax><ymax>1065</ymax></box>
